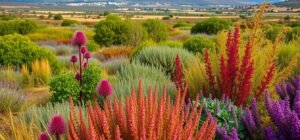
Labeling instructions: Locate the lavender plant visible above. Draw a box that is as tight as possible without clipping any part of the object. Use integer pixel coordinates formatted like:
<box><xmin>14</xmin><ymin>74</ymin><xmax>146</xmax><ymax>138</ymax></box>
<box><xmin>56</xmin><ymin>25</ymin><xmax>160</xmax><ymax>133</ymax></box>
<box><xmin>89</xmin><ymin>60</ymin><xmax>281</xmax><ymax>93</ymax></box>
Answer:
<box><xmin>263</xmin><ymin>81</ymin><xmax>300</xmax><ymax>140</ymax></box>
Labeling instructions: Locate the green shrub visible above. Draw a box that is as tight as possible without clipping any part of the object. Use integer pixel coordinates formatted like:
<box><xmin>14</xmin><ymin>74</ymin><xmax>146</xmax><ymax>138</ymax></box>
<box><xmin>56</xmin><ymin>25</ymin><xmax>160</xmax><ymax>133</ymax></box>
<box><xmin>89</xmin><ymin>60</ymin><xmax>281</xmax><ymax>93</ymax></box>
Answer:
<box><xmin>158</xmin><ymin>40</ymin><xmax>183</xmax><ymax>48</ymax></box>
<box><xmin>143</xmin><ymin>19</ymin><xmax>168</xmax><ymax>42</ymax></box>
<box><xmin>113</xmin><ymin>63</ymin><xmax>175</xmax><ymax>101</ymax></box>
<box><xmin>191</xmin><ymin>18</ymin><xmax>231</xmax><ymax>35</ymax></box>
<box><xmin>0</xmin><ymin>14</ymin><xmax>17</xmax><ymax>20</ymax></box>
<box><xmin>0</xmin><ymin>20</ymin><xmax>37</xmax><ymax>36</ymax></box>
<box><xmin>94</xmin><ymin>15</ymin><xmax>147</xmax><ymax>47</ymax></box>
<box><xmin>277</xmin><ymin>42</ymin><xmax>300</xmax><ymax>75</ymax></box>
<box><xmin>53</xmin><ymin>14</ymin><xmax>63</xmax><ymax>20</ymax></box>
<box><xmin>265</xmin><ymin>26</ymin><xmax>281</xmax><ymax>42</ymax></box>
<box><xmin>132</xmin><ymin>47</ymin><xmax>196</xmax><ymax>75</ymax></box>
<box><xmin>49</xmin><ymin>65</ymin><xmax>101</xmax><ymax>103</ymax></box>
<box><xmin>198</xmin><ymin>97</ymin><xmax>247</xmax><ymax>139</ymax></box>
<box><xmin>61</xmin><ymin>19</ymin><xmax>77</xmax><ymax>26</ymax></box>
<box><xmin>183</xmin><ymin>35</ymin><xmax>215</xmax><ymax>54</ymax></box>
<box><xmin>86</xmin><ymin>41</ymin><xmax>100</xmax><ymax>52</ymax></box>
<box><xmin>285</xmin><ymin>27</ymin><xmax>300</xmax><ymax>42</ymax></box>
<box><xmin>0</xmin><ymin>83</ymin><xmax>27</xmax><ymax>113</ymax></box>
<box><xmin>173</xmin><ymin>20</ymin><xmax>191</xmax><ymax>28</ymax></box>
<box><xmin>0</xmin><ymin>34</ymin><xmax>63</xmax><ymax>74</ymax></box>
<box><xmin>17</xmin><ymin>20</ymin><xmax>37</xmax><ymax>35</ymax></box>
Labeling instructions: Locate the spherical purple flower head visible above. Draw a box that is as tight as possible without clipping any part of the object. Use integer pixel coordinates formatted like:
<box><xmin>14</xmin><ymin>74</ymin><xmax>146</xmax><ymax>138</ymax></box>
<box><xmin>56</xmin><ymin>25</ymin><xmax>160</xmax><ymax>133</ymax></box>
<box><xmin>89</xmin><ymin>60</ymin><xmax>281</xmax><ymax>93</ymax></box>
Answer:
<box><xmin>48</xmin><ymin>114</ymin><xmax>66</xmax><ymax>135</ymax></box>
<box><xmin>97</xmin><ymin>79</ymin><xmax>113</xmax><ymax>98</ymax></box>
<box><xmin>70</xmin><ymin>55</ymin><xmax>77</xmax><ymax>63</ymax></box>
<box><xmin>80</xmin><ymin>46</ymin><xmax>87</xmax><ymax>54</ymax></box>
<box><xmin>84</xmin><ymin>52</ymin><xmax>91</xmax><ymax>59</ymax></box>
<box><xmin>263</xmin><ymin>127</ymin><xmax>278</xmax><ymax>140</ymax></box>
<box><xmin>72</xmin><ymin>31</ymin><xmax>87</xmax><ymax>46</ymax></box>
<box><xmin>38</xmin><ymin>132</ymin><xmax>49</xmax><ymax>140</ymax></box>
<box><xmin>75</xmin><ymin>73</ymin><xmax>81</xmax><ymax>81</ymax></box>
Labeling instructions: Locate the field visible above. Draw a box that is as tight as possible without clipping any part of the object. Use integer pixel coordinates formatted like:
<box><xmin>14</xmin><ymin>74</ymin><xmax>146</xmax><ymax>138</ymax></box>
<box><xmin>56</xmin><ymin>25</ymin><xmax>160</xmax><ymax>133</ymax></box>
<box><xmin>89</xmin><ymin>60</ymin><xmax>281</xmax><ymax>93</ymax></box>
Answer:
<box><xmin>0</xmin><ymin>2</ymin><xmax>300</xmax><ymax>140</ymax></box>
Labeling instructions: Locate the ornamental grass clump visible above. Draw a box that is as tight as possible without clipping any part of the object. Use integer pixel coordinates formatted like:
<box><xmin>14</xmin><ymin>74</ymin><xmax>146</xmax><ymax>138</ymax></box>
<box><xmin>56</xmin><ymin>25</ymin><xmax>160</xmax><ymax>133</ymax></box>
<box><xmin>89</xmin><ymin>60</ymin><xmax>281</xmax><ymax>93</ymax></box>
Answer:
<box><xmin>68</xmin><ymin>83</ymin><xmax>217</xmax><ymax>139</ymax></box>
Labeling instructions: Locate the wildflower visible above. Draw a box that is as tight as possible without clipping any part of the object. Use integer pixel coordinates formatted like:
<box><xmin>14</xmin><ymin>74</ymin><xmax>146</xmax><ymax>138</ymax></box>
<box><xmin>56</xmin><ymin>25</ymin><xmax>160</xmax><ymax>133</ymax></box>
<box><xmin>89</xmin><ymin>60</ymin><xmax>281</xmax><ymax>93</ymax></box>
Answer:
<box><xmin>48</xmin><ymin>114</ymin><xmax>66</xmax><ymax>139</ymax></box>
<box><xmin>80</xmin><ymin>46</ymin><xmax>87</xmax><ymax>54</ymax></box>
<box><xmin>72</xmin><ymin>31</ymin><xmax>87</xmax><ymax>46</ymax></box>
<box><xmin>75</xmin><ymin>73</ymin><xmax>81</xmax><ymax>81</ymax></box>
<box><xmin>84</xmin><ymin>52</ymin><xmax>91</xmax><ymax>59</ymax></box>
<box><xmin>38</xmin><ymin>132</ymin><xmax>49</xmax><ymax>140</ymax></box>
<box><xmin>70</xmin><ymin>55</ymin><xmax>77</xmax><ymax>63</ymax></box>
<box><xmin>97</xmin><ymin>79</ymin><xmax>113</xmax><ymax>99</ymax></box>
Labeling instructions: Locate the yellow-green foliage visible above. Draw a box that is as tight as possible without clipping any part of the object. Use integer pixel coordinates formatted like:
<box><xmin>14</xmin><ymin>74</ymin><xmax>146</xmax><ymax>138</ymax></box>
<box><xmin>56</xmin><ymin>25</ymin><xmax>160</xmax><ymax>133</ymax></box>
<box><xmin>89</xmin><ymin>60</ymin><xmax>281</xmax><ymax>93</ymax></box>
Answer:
<box><xmin>0</xmin><ymin>111</ymin><xmax>41</xmax><ymax>139</ymax></box>
<box><xmin>21</xmin><ymin>59</ymin><xmax>51</xmax><ymax>88</ymax></box>
<box><xmin>99</xmin><ymin>46</ymin><xmax>133</xmax><ymax>60</ymax></box>
<box><xmin>26</xmin><ymin>26</ymin><xmax>94</xmax><ymax>43</ymax></box>
<box><xmin>184</xmin><ymin>59</ymin><xmax>207</xmax><ymax>98</ymax></box>
<box><xmin>0</xmin><ymin>66</ymin><xmax>22</xmax><ymax>83</ymax></box>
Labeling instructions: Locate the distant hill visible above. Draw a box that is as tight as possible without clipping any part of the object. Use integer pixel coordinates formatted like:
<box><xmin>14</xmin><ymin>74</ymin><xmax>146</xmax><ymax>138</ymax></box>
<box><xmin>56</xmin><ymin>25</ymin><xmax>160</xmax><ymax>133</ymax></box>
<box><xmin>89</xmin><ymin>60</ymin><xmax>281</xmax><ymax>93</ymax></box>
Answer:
<box><xmin>275</xmin><ymin>0</ymin><xmax>300</xmax><ymax>7</ymax></box>
<box><xmin>0</xmin><ymin>0</ymin><xmax>282</xmax><ymax>6</ymax></box>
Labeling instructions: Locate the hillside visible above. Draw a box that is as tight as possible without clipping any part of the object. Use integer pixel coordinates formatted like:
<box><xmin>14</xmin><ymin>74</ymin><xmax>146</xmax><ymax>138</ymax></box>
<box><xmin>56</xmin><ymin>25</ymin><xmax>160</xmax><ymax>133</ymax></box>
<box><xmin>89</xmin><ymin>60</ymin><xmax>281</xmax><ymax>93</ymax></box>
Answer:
<box><xmin>275</xmin><ymin>0</ymin><xmax>300</xmax><ymax>7</ymax></box>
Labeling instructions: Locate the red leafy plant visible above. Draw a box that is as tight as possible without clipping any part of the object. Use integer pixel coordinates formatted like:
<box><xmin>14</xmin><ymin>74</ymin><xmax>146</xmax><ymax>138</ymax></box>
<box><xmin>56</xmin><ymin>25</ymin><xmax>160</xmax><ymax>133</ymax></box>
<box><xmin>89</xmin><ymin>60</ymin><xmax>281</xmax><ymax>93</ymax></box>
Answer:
<box><xmin>68</xmin><ymin>82</ymin><xmax>217</xmax><ymax>140</ymax></box>
<box><xmin>203</xmin><ymin>25</ymin><xmax>276</xmax><ymax>106</ymax></box>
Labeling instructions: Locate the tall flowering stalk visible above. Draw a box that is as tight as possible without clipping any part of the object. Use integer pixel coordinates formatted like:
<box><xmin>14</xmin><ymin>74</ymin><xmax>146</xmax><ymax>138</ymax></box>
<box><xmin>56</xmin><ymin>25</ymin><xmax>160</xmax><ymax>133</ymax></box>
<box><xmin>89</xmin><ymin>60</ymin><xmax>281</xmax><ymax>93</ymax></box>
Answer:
<box><xmin>71</xmin><ymin>31</ymin><xmax>91</xmax><ymax>104</ymax></box>
<box><xmin>68</xmin><ymin>83</ymin><xmax>217</xmax><ymax>139</ymax></box>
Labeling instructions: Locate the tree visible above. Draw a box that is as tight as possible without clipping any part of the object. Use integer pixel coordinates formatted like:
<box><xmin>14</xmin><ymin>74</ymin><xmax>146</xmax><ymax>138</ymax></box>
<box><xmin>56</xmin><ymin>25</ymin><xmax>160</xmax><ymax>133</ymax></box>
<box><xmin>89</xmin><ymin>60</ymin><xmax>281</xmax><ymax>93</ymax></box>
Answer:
<box><xmin>143</xmin><ymin>19</ymin><xmax>168</xmax><ymax>42</ymax></box>
<box><xmin>53</xmin><ymin>14</ymin><xmax>63</xmax><ymax>20</ymax></box>
<box><xmin>61</xmin><ymin>19</ymin><xmax>77</xmax><ymax>26</ymax></box>
<box><xmin>94</xmin><ymin>15</ymin><xmax>147</xmax><ymax>47</ymax></box>
<box><xmin>17</xmin><ymin>20</ymin><xmax>37</xmax><ymax>35</ymax></box>
<box><xmin>183</xmin><ymin>35</ymin><xmax>215</xmax><ymax>54</ymax></box>
<box><xmin>191</xmin><ymin>18</ymin><xmax>231</xmax><ymax>35</ymax></box>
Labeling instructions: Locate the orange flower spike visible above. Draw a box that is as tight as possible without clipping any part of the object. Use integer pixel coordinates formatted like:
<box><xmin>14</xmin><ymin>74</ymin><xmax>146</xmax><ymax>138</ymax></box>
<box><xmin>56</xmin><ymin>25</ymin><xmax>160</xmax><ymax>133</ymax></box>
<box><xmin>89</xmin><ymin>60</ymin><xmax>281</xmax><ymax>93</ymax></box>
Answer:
<box><xmin>195</xmin><ymin>113</ymin><xmax>210</xmax><ymax>139</ymax></box>
<box><xmin>68</xmin><ymin>119</ymin><xmax>79</xmax><ymax>140</ymax></box>
<box><xmin>114</xmin><ymin>125</ymin><xmax>122</xmax><ymax>140</ymax></box>
<box><xmin>88</xmin><ymin>112</ymin><xmax>99</xmax><ymax>140</ymax></box>
<box><xmin>101</xmin><ymin>111</ymin><xmax>112</xmax><ymax>140</ymax></box>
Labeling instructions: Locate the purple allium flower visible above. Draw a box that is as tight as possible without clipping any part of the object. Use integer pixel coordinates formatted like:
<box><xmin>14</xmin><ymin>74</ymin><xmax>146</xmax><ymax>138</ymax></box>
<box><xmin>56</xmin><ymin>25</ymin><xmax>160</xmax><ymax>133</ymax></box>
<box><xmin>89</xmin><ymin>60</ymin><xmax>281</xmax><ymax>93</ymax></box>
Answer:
<box><xmin>70</xmin><ymin>55</ymin><xmax>77</xmax><ymax>63</ymax></box>
<box><xmin>38</xmin><ymin>132</ymin><xmax>49</xmax><ymax>140</ymax></box>
<box><xmin>48</xmin><ymin>114</ymin><xmax>66</xmax><ymax>135</ymax></box>
<box><xmin>72</xmin><ymin>31</ymin><xmax>87</xmax><ymax>46</ymax></box>
<box><xmin>75</xmin><ymin>73</ymin><xmax>81</xmax><ymax>81</ymax></box>
<box><xmin>230</xmin><ymin>128</ymin><xmax>239</xmax><ymax>140</ymax></box>
<box><xmin>264</xmin><ymin>127</ymin><xmax>278</xmax><ymax>140</ymax></box>
<box><xmin>97</xmin><ymin>79</ymin><xmax>113</xmax><ymax>98</ymax></box>
<box><xmin>80</xmin><ymin>46</ymin><xmax>87</xmax><ymax>54</ymax></box>
<box><xmin>84</xmin><ymin>52</ymin><xmax>91</xmax><ymax>59</ymax></box>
